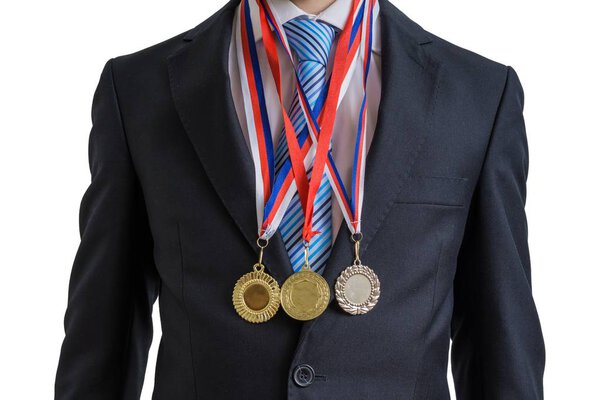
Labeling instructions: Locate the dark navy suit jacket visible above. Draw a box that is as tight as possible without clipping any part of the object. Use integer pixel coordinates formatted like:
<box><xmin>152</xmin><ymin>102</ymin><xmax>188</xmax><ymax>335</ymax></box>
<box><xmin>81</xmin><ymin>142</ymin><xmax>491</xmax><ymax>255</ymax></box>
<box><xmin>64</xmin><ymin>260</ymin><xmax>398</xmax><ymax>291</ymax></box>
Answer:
<box><xmin>55</xmin><ymin>0</ymin><xmax>545</xmax><ymax>398</ymax></box>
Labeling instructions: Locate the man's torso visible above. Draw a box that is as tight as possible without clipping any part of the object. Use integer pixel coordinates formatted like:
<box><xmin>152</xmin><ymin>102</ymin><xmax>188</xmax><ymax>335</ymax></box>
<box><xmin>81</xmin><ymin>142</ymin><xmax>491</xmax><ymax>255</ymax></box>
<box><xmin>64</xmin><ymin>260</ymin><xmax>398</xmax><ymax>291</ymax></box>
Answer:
<box><xmin>105</xmin><ymin>0</ymin><xmax>509</xmax><ymax>398</ymax></box>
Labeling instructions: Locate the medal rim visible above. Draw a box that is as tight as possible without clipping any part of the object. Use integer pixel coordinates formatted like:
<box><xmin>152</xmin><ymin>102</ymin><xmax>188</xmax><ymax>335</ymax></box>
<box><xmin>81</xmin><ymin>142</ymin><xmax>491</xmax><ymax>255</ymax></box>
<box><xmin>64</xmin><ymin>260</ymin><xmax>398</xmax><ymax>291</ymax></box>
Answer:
<box><xmin>280</xmin><ymin>270</ymin><xmax>331</xmax><ymax>321</ymax></box>
<box><xmin>335</xmin><ymin>264</ymin><xmax>380</xmax><ymax>315</ymax></box>
<box><xmin>232</xmin><ymin>269</ymin><xmax>281</xmax><ymax>323</ymax></box>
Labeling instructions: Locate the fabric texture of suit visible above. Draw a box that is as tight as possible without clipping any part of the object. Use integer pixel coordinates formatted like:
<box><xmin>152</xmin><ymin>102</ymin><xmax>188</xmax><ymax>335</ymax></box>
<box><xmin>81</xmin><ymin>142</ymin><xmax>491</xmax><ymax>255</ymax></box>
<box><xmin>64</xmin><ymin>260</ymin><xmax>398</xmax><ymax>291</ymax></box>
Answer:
<box><xmin>55</xmin><ymin>0</ymin><xmax>545</xmax><ymax>398</ymax></box>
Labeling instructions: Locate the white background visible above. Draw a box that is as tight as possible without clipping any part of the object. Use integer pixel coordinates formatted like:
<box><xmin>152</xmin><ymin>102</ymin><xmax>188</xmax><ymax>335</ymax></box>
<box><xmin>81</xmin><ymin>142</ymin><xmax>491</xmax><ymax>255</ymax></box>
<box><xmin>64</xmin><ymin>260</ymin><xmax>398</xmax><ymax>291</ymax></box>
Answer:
<box><xmin>1</xmin><ymin>0</ymin><xmax>598</xmax><ymax>398</ymax></box>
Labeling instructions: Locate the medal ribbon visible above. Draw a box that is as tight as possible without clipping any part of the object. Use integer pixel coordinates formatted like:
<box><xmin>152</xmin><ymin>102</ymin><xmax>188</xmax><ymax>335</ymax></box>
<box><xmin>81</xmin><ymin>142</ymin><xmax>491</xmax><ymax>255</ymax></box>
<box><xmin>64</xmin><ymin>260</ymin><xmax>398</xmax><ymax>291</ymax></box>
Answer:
<box><xmin>258</xmin><ymin>0</ymin><xmax>376</xmax><ymax>240</ymax></box>
<box><xmin>256</xmin><ymin>0</ymin><xmax>361</xmax><ymax>241</ymax></box>
<box><xmin>238</xmin><ymin>0</ymin><xmax>376</xmax><ymax>243</ymax></box>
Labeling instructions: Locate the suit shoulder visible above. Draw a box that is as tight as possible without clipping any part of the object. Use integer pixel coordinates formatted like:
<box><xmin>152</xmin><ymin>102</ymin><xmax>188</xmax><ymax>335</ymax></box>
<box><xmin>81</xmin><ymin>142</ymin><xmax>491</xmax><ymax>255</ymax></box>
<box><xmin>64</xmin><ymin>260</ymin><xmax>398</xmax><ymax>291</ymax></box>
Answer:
<box><xmin>109</xmin><ymin>1</ymin><xmax>236</xmax><ymax>77</ymax></box>
<box><xmin>427</xmin><ymin>31</ymin><xmax>507</xmax><ymax>70</ymax></box>
<box><xmin>382</xmin><ymin>2</ymin><xmax>510</xmax><ymax>89</ymax></box>
<box><xmin>427</xmin><ymin>32</ymin><xmax>510</xmax><ymax>87</ymax></box>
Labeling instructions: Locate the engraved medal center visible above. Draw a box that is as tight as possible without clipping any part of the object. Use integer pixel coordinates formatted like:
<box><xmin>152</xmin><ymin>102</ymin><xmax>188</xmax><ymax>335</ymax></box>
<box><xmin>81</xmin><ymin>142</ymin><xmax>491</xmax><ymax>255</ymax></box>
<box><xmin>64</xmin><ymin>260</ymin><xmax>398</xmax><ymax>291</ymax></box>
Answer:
<box><xmin>290</xmin><ymin>279</ymin><xmax>320</xmax><ymax>309</ymax></box>
<box><xmin>344</xmin><ymin>273</ymin><xmax>372</xmax><ymax>305</ymax></box>
<box><xmin>243</xmin><ymin>283</ymin><xmax>270</xmax><ymax>311</ymax></box>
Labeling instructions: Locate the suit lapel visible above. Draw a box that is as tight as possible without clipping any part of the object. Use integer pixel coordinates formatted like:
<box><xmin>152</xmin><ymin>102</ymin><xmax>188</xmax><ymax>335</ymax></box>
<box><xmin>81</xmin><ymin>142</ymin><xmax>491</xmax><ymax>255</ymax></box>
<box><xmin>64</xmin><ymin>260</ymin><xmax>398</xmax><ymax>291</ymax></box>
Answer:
<box><xmin>167</xmin><ymin>1</ymin><xmax>292</xmax><ymax>281</ymax></box>
<box><xmin>322</xmin><ymin>0</ymin><xmax>443</xmax><ymax>294</ymax></box>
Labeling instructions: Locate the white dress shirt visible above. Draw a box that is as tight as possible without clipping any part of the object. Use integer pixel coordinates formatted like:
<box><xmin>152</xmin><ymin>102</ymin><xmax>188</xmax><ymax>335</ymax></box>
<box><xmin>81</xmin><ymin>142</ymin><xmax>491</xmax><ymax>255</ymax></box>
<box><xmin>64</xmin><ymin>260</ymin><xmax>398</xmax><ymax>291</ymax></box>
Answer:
<box><xmin>229</xmin><ymin>0</ymin><xmax>382</xmax><ymax>241</ymax></box>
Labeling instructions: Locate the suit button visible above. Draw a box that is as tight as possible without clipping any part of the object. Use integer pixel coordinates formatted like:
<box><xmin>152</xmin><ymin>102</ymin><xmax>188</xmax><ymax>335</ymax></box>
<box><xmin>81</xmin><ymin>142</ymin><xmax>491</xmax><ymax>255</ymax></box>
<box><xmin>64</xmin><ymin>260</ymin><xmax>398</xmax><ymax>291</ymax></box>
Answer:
<box><xmin>292</xmin><ymin>364</ymin><xmax>315</xmax><ymax>387</ymax></box>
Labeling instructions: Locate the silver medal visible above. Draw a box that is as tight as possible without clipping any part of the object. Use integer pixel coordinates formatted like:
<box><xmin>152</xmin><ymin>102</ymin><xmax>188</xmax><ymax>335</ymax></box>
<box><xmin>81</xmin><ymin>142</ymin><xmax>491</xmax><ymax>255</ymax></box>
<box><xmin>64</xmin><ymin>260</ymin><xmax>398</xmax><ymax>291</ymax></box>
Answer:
<box><xmin>335</xmin><ymin>264</ymin><xmax>380</xmax><ymax>315</ymax></box>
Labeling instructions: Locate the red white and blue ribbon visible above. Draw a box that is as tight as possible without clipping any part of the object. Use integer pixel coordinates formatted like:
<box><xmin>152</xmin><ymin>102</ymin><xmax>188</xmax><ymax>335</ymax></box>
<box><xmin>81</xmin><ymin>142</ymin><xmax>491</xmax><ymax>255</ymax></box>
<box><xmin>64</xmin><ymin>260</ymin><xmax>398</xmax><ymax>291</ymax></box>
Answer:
<box><xmin>236</xmin><ymin>0</ymin><xmax>377</xmax><ymax>242</ymax></box>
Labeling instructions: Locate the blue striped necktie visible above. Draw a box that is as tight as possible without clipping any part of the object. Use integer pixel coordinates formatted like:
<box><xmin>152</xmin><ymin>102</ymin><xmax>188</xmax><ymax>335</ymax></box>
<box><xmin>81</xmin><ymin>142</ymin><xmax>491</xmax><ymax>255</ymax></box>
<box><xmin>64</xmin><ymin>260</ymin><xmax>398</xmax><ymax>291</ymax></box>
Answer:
<box><xmin>276</xmin><ymin>17</ymin><xmax>336</xmax><ymax>274</ymax></box>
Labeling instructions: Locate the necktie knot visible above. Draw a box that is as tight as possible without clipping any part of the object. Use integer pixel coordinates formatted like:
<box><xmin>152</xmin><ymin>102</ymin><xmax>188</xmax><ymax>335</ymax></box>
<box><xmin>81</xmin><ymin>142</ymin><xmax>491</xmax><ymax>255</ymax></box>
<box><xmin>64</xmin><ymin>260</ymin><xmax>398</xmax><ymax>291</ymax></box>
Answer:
<box><xmin>283</xmin><ymin>17</ymin><xmax>337</xmax><ymax>66</ymax></box>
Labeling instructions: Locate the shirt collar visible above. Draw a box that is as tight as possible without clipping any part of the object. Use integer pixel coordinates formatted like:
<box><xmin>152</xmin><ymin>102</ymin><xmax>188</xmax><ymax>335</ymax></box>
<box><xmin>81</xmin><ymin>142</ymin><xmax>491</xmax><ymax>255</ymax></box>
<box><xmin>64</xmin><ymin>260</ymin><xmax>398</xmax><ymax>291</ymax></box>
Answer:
<box><xmin>269</xmin><ymin>0</ymin><xmax>352</xmax><ymax>31</ymax></box>
<box><xmin>250</xmin><ymin>0</ymin><xmax>380</xmax><ymax>54</ymax></box>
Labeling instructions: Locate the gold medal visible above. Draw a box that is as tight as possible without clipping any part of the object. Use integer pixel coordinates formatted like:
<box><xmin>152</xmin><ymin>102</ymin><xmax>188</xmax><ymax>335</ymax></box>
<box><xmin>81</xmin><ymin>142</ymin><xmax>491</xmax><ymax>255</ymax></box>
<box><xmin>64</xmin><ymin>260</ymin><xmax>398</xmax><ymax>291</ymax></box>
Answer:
<box><xmin>334</xmin><ymin>233</ymin><xmax>380</xmax><ymax>315</ymax></box>
<box><xmin>232</xmin><ymin>263</ymin><xmax>280</xmax><ymax>323</ymax></box>
<box><xmin>232</xmin><ymin>239</ymin><xmax>280</xmax><ymax>323</ymax></box>
<box><xmin>280</xmin><ymin>269</ymin><xmax>330</xmax><ymax>321</ymax></box>
<box><xmin>280</xmin><ymin>242</ymin><xmax>330</xmax><ymax>321</ymax></box>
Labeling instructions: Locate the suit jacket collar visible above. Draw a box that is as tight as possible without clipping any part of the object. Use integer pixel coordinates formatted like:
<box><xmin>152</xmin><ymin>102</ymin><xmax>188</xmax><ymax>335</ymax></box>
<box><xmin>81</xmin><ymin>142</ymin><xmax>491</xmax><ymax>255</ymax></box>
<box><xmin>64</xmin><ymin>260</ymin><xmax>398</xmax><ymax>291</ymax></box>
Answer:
<box><xmin>167</xmin><ymin>0</ymin><xmax>441</xmax><ymax>285</ymax></box>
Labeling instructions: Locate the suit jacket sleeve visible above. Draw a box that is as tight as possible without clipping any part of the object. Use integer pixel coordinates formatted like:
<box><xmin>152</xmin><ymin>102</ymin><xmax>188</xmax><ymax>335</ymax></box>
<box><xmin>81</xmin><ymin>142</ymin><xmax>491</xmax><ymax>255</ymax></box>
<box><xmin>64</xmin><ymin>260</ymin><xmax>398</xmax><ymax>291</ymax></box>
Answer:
<box><xmin>451</xmin><ymin>66</ymin><xmax>545</xmax><ymax>399</ymax></box>
<box><xmin>55</xmin><ymin>58</ymin><xmax>160</xmax><ymax>400</ymax></box>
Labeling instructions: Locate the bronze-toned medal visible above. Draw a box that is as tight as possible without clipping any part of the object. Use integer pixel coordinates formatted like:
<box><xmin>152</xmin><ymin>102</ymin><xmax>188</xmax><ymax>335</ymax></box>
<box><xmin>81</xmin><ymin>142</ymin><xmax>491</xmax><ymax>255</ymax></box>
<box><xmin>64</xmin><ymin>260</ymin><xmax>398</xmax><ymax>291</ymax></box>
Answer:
<box><xmin>232</xmin><ymin>239</ymin><xmax>280</xmax><ymax>323</ymax></box>
<box><xmin>335</xmin><ymin>234</ymin><xmax>380</xmax><ymax>315</ymax></box>
<box><xmin>280</xmin><ymin>243</ymin><xmax>330</xmax><ymax>321</ymax></box>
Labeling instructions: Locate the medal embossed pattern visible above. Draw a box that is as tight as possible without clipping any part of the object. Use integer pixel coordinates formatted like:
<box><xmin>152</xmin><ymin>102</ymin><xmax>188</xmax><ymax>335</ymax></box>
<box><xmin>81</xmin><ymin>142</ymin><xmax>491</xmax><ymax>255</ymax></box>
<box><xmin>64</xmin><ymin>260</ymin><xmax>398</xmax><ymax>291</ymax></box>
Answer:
<box><xmin>280</xmin><ymin>270</ymin><xmax>330</xmax><ymax>321</ymax></box>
